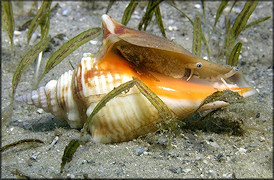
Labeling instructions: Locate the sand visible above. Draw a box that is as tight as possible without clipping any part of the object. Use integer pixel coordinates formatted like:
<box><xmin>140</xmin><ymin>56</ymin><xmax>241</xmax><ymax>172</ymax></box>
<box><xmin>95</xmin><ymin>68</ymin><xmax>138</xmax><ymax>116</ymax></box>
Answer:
<box><xmin>1</xmin><ymin>1</ymin><xmax>272</xmax><ymax>178</ymax></box>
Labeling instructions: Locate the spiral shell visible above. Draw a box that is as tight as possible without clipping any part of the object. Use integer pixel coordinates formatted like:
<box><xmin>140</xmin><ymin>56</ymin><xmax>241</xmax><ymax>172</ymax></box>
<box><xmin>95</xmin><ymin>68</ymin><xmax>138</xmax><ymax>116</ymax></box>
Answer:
<box><xmin>16</xmin><ymin>15</ymin><xmax>255</xmax><ymax>143</ymax></box>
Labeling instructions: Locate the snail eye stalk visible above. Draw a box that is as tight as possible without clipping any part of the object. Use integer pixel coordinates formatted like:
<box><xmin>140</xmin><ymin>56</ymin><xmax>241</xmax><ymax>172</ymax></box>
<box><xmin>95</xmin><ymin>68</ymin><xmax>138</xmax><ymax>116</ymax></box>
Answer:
<box><xmin>196</xmin><ymin>62</ymin><xmax>202</xmax><ymax>68</ymax></box>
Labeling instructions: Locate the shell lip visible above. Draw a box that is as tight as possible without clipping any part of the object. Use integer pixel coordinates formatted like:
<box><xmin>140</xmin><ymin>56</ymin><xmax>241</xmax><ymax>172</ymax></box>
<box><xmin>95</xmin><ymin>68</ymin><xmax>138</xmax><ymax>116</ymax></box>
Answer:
<box><xmin>241</xmin><ymin>88</ymin><xmax>257</xmax><ymax>98</ymax></box>
<box><xmin>102</xmin><ymin>14</ymin><xmax>115</xmax><ymax>39</ymax></box>
<box><xmin>102</xmin><ymin>14</ymin><xmax>127</xmax><ymax>39</ymax></box>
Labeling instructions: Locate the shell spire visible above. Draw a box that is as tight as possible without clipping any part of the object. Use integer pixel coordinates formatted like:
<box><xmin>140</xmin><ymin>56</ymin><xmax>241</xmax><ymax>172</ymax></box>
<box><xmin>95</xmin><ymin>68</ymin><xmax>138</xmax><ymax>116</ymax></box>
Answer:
<box><xmin>16</xmin><ymin>70</ymin><xmax>85</xmax><ymax>129</ymax></box>
<box><xmin>16</xmin><ymin>84</ymin><xmax>53</xmax><ymax>112</ymax></box>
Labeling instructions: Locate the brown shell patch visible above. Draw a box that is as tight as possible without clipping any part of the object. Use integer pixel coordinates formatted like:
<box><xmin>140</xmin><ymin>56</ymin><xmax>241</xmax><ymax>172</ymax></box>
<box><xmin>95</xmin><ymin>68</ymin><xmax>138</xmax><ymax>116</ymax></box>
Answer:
<box><xmin>59</xmin><ymin>86</ymin><xmax>67</xmax><ymax>110</ymax></box>
<box><xmin>75</xmin><ymin>63</ymin><xmax>83</xmax><ymax>94</ymax></box>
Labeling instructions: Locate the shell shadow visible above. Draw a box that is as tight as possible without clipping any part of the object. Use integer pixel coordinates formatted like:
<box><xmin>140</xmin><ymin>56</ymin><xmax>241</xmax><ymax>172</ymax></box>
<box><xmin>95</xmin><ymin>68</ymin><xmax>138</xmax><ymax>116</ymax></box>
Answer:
<box><xmin>10</xmin><ymin>115</ymin><xmax>71</xmax><ymax>132</ymax></box>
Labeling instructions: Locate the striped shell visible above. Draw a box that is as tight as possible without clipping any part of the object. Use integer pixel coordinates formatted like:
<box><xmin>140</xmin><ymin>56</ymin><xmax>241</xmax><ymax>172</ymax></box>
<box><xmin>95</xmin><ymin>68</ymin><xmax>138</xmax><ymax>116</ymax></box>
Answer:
<box><xmin>16</xmin><ymin>15</ymin><xmax>255</xmax><ymax>143</ymax></box>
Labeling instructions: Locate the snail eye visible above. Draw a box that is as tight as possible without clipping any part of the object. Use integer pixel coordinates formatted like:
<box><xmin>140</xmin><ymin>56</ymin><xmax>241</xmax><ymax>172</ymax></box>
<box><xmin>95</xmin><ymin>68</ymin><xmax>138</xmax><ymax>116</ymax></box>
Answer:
<box><xmin>196</xmin><ymin>62</ymin><xmax>202</xmax><ymax>68</ymax></box>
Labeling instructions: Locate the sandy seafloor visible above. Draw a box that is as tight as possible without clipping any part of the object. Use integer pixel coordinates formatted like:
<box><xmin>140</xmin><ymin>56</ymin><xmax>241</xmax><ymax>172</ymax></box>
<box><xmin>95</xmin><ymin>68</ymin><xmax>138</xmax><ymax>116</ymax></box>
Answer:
<box><xmin>1</xmin><ymin>1</ymin><xmax>273</xmax><ymax>178</ymax></box>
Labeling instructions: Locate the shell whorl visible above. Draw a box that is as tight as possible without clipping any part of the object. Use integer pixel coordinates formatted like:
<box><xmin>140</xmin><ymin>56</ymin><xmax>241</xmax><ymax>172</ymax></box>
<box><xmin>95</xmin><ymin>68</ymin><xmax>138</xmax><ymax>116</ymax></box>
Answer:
<box><xmin>75</xmin><ymin>53</ymin><xmax>163</xmax><ymax>143</ymax></box>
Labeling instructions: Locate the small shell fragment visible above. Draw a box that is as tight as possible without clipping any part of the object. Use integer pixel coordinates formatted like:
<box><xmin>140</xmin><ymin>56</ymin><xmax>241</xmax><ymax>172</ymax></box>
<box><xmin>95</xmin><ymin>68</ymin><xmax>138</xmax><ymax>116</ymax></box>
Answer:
<box><xmin>14</xmin><ymin>30</ymin><xmax>22</xmax><ymax>36</ymax></box>
<box><xmin>36</xmin><ymin>108</ymin><xmax>44</xmax><ymax>114</ymax></box>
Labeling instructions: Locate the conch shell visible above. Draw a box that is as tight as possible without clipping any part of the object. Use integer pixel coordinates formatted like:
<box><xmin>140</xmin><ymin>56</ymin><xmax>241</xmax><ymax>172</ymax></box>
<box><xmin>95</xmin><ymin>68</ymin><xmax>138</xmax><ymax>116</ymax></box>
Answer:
<box><xmin>16</xmin><ymin>14</ymin><xmax>255</xmax><ymax>143</ymax></box>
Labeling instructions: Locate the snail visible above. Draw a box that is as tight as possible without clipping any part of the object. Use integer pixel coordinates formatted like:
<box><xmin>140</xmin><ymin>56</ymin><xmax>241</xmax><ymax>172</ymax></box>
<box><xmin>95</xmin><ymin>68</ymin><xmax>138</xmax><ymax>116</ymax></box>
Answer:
<box><xmin>16</xmin><ymin>14</ymin><xmax>255</xmax><ymax>143</ymax></box>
